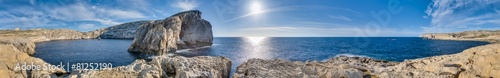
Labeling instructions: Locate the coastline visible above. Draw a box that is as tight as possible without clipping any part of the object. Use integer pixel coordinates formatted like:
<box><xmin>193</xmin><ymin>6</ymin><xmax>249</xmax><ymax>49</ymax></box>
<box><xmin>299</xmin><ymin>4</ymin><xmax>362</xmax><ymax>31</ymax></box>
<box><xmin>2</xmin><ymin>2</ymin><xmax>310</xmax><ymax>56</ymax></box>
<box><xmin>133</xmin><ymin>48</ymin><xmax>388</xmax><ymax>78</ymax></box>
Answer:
<box><xmin>1</xmin><ymin>29</ymin><xmax>499</xmax><ymax>77</ymax></box>
<box><xmin>233</xmin><ymin>32</ymin><xmax>500</xmax><ymax>77</ymax></box>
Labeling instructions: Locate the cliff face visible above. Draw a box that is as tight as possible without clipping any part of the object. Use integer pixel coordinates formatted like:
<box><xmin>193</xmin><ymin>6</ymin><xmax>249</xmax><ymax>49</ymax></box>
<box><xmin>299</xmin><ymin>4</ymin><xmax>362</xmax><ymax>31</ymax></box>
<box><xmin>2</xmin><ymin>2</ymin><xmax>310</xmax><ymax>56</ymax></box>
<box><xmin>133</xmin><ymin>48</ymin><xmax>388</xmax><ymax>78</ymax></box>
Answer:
<box><xmin>0</xmin><ymin>29</ymin><xmax>102</xmax><ymax>55</ymax></box>
<box><xmin>128</xmin><ymin>10</ymin><xmax>213</xmax><ymax>55</ymax></box>
<box><xmin>421</xmin><ymin>30</ymin><xmax>500</xmax><ymax>43</ymax></box>
<box><xmin>0</xmin><ymin>29</ymin><xmax>90</xmax><ymax>77</ymax></box>
<box><xmin>98</xmin><ymin>21</ymin><xmax>152</xmax><ymax>39</ymax></box>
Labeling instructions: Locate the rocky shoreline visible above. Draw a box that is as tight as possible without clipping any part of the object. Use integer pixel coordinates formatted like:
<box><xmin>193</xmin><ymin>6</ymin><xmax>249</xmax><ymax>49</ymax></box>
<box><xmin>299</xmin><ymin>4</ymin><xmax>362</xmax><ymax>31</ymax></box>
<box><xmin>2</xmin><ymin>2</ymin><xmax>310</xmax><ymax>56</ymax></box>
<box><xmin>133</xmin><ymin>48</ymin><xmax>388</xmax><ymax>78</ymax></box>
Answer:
<box><xmin>1</xmin><ymin>10</ymin><xmax>499</xmax><ymax>78</ymax></box>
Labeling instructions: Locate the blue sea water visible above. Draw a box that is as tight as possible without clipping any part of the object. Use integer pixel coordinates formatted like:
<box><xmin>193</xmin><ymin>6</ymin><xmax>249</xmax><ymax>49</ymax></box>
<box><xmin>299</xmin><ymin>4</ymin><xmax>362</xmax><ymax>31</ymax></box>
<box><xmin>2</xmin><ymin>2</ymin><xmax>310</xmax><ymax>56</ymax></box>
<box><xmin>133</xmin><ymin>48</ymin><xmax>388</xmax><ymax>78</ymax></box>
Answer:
<box><xmin>34</xmin><ymin>37</ymin><xmax>489</xmax><ymax>72</ymax></box>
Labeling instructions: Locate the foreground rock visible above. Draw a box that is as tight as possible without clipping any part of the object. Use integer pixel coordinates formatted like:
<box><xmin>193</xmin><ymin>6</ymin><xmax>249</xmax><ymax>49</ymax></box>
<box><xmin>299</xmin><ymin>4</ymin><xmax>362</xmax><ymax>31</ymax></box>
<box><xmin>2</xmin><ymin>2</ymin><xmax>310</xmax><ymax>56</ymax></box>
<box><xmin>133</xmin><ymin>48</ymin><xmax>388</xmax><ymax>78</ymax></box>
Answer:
<box><xmin>0</xmin><ymin>29</ymin><xmax>105</xmax><ymax>77</ymax></box>
<box><xmin>128</xmin><ymin>10</ymin><xmax>213</xmax><ymax>55</ymax></box>
<box><xmin>376</xmin><ymin>43</ymin><xmax>500</xmax><ymax>78</ymax></box>
<box><xmin>233</xmin><ymin>56</ymin><xmax>397</xmax><ymax>78</ymax></box>
<box><xmin>68</xmin><ymin>56</ymin><xmax>231</xmax><ymax>78</ymax></box>
<box><xmin>0</xmin><ymin>44</ymin><xmax>66</xmax><ymax>78</ymax></box>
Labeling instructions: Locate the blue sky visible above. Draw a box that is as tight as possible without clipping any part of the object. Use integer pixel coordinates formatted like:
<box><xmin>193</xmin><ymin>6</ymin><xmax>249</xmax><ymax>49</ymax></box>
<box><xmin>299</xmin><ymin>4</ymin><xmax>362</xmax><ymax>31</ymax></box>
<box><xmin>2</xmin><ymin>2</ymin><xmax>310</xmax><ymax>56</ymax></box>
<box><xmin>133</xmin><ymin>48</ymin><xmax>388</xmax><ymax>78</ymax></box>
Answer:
<box><xmin>0</xmin><ymin>0</ymin><xmax>499</xmax><ymax>37</ymax></box>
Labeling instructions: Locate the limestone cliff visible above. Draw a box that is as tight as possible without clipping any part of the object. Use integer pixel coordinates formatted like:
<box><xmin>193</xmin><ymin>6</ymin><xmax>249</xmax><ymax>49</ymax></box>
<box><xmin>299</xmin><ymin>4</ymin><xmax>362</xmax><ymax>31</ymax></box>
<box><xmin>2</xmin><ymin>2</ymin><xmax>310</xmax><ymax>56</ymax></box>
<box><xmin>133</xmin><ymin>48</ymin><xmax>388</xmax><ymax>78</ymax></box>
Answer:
<box><xmin>128</xmin><ymin>10</ymin><xmax>213</xmax><ymax>55</ymax></box>
<box><xmin>421</xmin><ymin>30</ymin><xmax>500</xmax><ymax>43</ymax></box>
<box><xmin>98</xmin><ymin>21</ymin><xmax>152</xmax><ymax>39</ymax></box>
<box><xmin>0</xmin><ymin>29</ymin><xmax>102</xmax><ymax>55</ymax></box>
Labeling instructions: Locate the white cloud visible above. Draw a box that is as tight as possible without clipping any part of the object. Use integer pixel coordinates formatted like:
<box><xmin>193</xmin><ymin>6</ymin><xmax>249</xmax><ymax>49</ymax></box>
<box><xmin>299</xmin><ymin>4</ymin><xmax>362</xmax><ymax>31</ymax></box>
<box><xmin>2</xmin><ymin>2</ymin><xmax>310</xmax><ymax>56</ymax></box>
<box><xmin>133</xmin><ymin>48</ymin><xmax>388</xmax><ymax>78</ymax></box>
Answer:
<box><xmin>78</xmin><ymin>24</ymin><xmax>95</xmax><ymax>29</ymax></box>
<box><xmin>235</xmin><ymin>21</ymin><xmax>421</xmax><ymax>37</ymax></box>
<box><xmin>329</xmin><ymin>15</ymin><xmax>352</xmax><ymax>21</ymax></box>
<box><xmin>424</xmin><ymin>0</ymin><xmax>500</xmax><ymax>33</ymax></box>
<box><xmin>48</xmin><ymin>3</ymin><xmax>146</xmax><ymax>25</ymax></box>
<box><xmin>107</xmin><ymin>10</ymin><xmax>146</xmax><ymax>19</ymax></box>
<box><xmin>172</xmin><ymin>0</ymin><xmax>198</xmax><ymax>11</ymax></box>
<box><xmin>0</xmin><ymin>2</ymin><xmax>150</xmax><ymax>30</ymax></box>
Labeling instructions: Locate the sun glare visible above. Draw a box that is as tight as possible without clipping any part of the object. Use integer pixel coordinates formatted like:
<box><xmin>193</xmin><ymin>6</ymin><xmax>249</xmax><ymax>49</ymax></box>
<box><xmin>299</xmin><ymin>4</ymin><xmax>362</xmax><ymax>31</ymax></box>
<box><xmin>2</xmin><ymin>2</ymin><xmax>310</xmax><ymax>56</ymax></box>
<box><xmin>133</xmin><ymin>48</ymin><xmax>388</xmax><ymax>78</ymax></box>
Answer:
<box><xmin>250</xmin><ymin>1</ymin><xmax>264</xmax><ymax>15</ymax></box>
<box><xmin>245</xmin><ymin>37</ymin><xmax>266</xmax><ymax>45</ymax></box>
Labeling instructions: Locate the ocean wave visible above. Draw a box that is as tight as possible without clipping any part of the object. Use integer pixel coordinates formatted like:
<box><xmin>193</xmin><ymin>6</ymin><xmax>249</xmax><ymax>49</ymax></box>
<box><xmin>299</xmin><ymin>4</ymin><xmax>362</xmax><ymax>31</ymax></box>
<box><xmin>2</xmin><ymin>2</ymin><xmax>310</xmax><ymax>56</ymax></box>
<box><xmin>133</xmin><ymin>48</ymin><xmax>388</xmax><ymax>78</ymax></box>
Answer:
<box><xmin>321</xmin><ymin>54</ymin><xmax>371</xmax><ymax>62</ymax></box>
<box><xmin>334</xmin><ymin>53</ymin><xmax>370</xmax><ymax>58</ymax></box>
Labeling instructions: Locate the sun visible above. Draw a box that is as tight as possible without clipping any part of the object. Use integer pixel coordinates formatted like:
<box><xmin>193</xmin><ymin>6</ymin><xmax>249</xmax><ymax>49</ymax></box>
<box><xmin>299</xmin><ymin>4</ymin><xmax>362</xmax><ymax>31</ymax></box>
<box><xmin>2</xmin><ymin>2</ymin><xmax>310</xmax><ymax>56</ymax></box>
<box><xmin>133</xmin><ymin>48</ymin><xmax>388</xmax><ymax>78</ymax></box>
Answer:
<box><xmin>250</xmin><ymin>1</ymin><xmax>264</xmax><ymax>15</ymax></box>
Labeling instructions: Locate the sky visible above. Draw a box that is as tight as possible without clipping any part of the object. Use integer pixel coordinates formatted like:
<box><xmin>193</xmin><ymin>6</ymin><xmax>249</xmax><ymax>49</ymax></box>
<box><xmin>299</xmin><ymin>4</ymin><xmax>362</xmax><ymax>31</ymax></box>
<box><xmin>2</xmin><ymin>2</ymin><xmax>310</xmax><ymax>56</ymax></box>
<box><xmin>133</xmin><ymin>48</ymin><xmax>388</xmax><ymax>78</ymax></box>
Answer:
<box><xmin>0</xmin><ymin>0</ymin><xmax>499</xmax><ymax>37</ymax></box>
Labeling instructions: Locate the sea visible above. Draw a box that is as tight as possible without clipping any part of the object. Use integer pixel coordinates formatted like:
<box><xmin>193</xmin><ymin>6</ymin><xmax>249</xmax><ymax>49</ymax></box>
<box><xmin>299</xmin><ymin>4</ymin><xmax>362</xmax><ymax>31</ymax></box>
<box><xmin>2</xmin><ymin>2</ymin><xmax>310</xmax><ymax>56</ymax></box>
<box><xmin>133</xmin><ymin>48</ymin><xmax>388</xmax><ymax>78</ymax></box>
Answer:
<box><xmin>34</xmin><ymin>37</ymin><xmax>489</xmax><ymax>73</ymax></box>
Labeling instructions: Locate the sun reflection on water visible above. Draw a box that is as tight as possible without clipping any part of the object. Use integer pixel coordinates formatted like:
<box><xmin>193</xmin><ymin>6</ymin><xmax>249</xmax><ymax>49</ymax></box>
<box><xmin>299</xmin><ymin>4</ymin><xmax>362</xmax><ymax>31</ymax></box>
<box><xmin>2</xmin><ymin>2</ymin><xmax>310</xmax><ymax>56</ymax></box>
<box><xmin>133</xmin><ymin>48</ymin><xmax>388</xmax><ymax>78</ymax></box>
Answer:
<box><xmin>242</xmin><ymin>37</ymin><xmax>271</xmax><ymax>60</ymax></box>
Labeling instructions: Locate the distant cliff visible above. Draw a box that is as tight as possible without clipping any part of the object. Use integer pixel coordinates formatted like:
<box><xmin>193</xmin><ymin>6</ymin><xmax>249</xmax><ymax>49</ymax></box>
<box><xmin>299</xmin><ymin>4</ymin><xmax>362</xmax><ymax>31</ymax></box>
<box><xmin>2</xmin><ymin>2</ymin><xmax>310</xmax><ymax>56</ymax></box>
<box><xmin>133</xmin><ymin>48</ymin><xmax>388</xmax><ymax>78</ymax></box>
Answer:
<box><xmin>128</xmin><ymin>10</ymin><xmax>213</xmax><ymax>55</ymax></box>
<box><xmin>0</xmin><ymin>29</ymin><xmax>103</xmax><ymax>55</ymax></box>
<box><xmin>98</xmin><ymin>21</ymin><xmax>152</xmax><ymax>39</ymax></box>
<box><xmin>420</xmin><ymin>30</ymin><xmax>500</xmax><ymax>43</ymax></box>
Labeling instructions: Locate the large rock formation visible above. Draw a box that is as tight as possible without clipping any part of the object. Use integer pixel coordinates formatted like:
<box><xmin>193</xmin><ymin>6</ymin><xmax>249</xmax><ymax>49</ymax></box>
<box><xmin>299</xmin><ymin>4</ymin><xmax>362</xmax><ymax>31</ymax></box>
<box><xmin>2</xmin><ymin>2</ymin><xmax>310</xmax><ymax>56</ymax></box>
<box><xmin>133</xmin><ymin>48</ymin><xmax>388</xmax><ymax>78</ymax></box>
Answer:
<box><xmin>98</xmin><ymin>21</ymin><xmax>152</xmax><ymax>39</ymax></box>
<box><xmin>128</xmin><ymin>10</ymin><xmax>213</xmax><ymax>55</ymax></box>
<box><xmin>68</xmin><ymin>56</ymin><xmax>231</xmax><ymax>78</ymax></box>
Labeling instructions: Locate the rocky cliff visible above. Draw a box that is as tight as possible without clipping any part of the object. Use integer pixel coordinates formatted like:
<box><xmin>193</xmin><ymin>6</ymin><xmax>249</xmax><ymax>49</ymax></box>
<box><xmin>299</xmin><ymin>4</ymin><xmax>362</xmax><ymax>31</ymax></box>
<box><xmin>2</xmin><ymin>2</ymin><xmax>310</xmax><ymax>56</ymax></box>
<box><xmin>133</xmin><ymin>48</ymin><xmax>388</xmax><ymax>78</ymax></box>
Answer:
<box><xmin>0</xmin><ymin>29</ymin><xmax>102</xmax><ymax>55</ymax></box>
<box><xmin>0</xmin><ymin>29</ymin><xmax>97</xmax><ymax>77</ymax></box>
<box><xmin>98</xmin><ymin>21</ymin><xmax>152</xmax><ymax>39</ymax></box>
<box><xmin>128</xmin><ymin>10</ymin><xmax>213</xmax><ymax>55</ymax></box>
<box><xmin>421</xmin><ymin>30</ymin><xmax>500</xmax><ymax>43</ymax></box>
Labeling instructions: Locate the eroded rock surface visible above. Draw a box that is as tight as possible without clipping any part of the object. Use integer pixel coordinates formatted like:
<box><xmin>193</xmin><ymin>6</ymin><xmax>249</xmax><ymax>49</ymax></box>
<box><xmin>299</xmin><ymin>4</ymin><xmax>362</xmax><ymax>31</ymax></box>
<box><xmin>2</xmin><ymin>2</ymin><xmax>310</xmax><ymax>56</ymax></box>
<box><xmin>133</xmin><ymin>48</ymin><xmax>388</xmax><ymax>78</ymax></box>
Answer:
<box><xmin>68</xmin><ymin>56</ymin><xmax>232</xmax><ymax>78</ymax></box>
<box><xmin>376</xmin><ymin>43</ymin><xmax>500</xmax><ymax>78</ymax></box>
<box><xmin>128</xmin><ymin>10</ymin><xmax>213</xmax><ymax>55</ymax></box>
<box><xmin>0</xmin><ymin>44</ymin><xmax>66</xmax><ymax>78</ymax></box>
<box><xmin>233</xmin><ymin>56</ymin><xmax>397</xmax><ymax>78</ymax></box>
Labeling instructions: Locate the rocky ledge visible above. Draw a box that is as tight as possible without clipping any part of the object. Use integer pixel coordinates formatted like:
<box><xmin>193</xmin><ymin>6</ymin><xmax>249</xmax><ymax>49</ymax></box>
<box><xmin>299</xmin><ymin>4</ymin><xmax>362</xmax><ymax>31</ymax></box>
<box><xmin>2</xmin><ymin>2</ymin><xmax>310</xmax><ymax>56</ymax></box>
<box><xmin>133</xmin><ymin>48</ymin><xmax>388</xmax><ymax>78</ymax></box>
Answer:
<box><xmin>128</xmin><ymin>10</ymin><xmax>213</xmax><ymax>55</ymax></box>
<box><xmin>68</xmin><ymin>56</ymin><xmax>231</xmax><ymax>78</ymax></box>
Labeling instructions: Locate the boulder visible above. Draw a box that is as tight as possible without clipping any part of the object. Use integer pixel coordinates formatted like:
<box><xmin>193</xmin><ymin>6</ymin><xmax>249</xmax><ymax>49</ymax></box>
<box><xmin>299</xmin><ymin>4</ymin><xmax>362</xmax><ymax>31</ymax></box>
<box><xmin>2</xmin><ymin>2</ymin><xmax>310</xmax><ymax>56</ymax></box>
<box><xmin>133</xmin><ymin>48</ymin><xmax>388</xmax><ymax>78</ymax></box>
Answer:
<box><xmin>128</xmin><ymin>10</ymin><xmax>213</xmax><ymax>55</ymax></box>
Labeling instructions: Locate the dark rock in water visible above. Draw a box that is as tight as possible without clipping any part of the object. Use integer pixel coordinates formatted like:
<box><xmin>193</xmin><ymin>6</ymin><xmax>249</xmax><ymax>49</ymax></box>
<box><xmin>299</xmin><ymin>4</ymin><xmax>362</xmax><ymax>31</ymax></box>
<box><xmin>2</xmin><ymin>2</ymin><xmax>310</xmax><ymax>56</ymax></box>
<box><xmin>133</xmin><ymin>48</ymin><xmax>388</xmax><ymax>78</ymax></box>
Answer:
<box><xmin>128</xmin><ymin>10</ymin><xmax>213</xmax><ymax>55</ymax></box>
